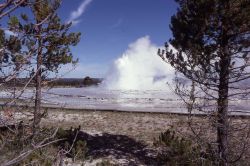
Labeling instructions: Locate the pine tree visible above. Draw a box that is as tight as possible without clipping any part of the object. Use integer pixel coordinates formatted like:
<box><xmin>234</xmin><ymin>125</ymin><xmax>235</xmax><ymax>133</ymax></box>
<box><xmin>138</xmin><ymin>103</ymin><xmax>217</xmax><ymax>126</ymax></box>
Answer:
<box><xmin>0</xmin><ymin>0</ymin><xmax>28</xmax><ymax>19</ymax></box>
<box><xmin>159</xmin><ymin>0</ymin><xmax>250</xmax><ymax>165</ymax></box>
<box><xmin>0</xmin><ymin>1</ymin><xmax>28</xmax><ymax>80</ymax></box>
<box><xmin>8</xmin><ymin>0</ymin><xmax>81</xmax><ymax>133</ymax></box>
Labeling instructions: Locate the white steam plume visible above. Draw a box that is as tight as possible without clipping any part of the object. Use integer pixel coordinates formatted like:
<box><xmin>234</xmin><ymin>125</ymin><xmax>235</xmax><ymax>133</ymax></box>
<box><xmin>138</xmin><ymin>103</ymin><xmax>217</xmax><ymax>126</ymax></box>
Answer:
<box><xmin>103</xmin><ymin>36</ymin><xmax>175</xmax><ymax>90</ymax></box>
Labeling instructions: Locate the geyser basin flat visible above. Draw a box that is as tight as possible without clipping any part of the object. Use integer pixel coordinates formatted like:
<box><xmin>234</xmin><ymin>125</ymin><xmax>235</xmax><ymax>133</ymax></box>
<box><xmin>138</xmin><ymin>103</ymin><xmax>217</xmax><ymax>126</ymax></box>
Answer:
<box><xmin>42</xmin><ymin>87</ymin><xmax>185</xmax><ymax>113</ymax></box>
<box><xmin>1</xmin><ymin>87</ymin><xmax>248</xmax><ymax>115</ymax></box>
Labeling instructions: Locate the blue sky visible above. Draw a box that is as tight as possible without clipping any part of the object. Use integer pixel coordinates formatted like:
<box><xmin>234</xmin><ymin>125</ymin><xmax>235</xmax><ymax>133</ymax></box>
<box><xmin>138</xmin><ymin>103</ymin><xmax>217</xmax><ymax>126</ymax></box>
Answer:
<box><xmin>56</xmin><ymin>0</ymin><xmax>178</xmax><ymax>78</ymax></box>
<box><xmin>2</xmin><ymin>0</ymin><xmax>178</xmax><ymax>78</ymax></box>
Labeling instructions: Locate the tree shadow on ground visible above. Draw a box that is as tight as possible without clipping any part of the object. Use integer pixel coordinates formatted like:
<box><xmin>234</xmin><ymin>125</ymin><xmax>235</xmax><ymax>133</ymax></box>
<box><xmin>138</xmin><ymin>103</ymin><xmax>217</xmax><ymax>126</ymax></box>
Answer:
<box><xmin>75</xmin><ymin>131</ymin><xmax>163</xmax><ymax>165</ymax></box>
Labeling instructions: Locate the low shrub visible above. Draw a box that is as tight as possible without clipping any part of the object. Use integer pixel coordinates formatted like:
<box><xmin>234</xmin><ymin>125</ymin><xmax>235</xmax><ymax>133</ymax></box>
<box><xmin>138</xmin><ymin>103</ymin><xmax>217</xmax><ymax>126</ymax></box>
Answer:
<box><xmin>154</xmin><ymin>128</ymin><xmax>215</xmax><ymax>165</ymax></box>
<box><xmin>0</xmin><ymin>126</ymin><xmax>88</xmax><ymax>165</ymax></box>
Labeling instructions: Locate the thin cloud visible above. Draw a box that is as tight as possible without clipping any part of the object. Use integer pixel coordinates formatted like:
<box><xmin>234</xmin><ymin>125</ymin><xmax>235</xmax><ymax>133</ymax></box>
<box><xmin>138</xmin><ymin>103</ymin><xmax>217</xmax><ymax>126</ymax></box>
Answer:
<box><xmin>67</xmin><ymin>0</ymin><xmax>93</xmax><ymax>26</ymax></box>
<box><xmin>110</xmin><ymin>18</ymin><xmax>123</xmax><ymax>29</ymax></box>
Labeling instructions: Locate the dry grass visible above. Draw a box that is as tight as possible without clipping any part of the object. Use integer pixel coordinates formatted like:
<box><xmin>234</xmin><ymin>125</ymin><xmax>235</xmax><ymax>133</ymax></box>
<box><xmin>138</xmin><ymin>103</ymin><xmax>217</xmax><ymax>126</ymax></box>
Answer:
<box><xmin>40</xmin><ymin>109</ymin><xmax>189</xmax><ymax>144</ymax></box>
<box><xmin>1</xmin><ymin>107</ymin><xmax>249</xmax><ymax>165</ymax></box>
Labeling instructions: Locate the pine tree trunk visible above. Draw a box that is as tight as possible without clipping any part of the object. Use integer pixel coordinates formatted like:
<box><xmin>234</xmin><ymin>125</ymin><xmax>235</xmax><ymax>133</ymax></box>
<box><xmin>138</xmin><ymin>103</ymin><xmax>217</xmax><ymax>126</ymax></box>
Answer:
<box><xmin>33</xmin><ymin>26</ymin><xmax>42</xmax><ymax>134</ymax></box>
<box><xmin>217</xmin><ymin>51</ymin><xmax>230</xmax><ymax>165</ymax></box>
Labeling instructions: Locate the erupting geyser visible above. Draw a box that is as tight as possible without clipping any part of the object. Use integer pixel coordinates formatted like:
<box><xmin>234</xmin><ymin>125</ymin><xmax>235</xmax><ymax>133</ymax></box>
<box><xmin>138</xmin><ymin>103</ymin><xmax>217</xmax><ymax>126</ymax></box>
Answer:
<box><xmin>103</xmin><ymin>36</ymin><xmax>175</xmax><ymax>90</ymax></box>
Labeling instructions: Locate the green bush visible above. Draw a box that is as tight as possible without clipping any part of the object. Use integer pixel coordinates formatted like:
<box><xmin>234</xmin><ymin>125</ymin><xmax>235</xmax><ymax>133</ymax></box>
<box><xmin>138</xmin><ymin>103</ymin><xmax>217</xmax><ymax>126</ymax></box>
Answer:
<box><xmin>20</xmin><ymin>146</ymin><xmax>57</xmax><ymax>166</ymax></box>
<box><xmin>57</xmin><ymin>127</ymin><xmax>88</xmax><ymax>162</ymax></box>
<box><xmin>72</xmin><ymin>140</ymin><xmax>88</xmax><ymax>161</ymax></box>
<box><xmin>1</xmin><ymin>127</ymin><xmax>88</xmax><ymax>165</ymax></box>
<box><xmin>154</xmin><ymin>129</ymin><xmax>214</xmax><ymax>165</ymax></box>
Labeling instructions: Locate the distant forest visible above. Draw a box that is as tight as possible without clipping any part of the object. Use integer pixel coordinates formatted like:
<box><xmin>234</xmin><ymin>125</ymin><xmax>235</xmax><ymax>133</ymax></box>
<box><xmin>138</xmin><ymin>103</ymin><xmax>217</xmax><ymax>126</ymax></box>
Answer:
<box><xmin>1</xmin><ymin>77</ymin><xmax>103</xmax><ymax>87</ymax></box>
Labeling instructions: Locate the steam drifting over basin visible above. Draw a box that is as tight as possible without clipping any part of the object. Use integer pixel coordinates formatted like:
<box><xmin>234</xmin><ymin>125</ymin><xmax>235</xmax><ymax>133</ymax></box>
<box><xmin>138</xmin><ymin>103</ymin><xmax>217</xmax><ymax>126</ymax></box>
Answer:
<box><xmin>0</xmin><ymin>37</ymin><xmax>249</xmax><ymax>115</ymax></box>
<box><xmin>103</xmin><ymin>36</ymin><xmax>175</xmax><ymax>90</ymax></box>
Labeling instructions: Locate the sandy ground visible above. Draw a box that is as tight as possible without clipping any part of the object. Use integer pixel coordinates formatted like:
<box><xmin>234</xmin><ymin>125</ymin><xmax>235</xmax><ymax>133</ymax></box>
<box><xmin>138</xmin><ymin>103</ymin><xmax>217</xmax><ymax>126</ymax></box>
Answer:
<box><xmin>41</xmin><ymin>109</ymin><xmax>192</xmax><ymax>165</ymax></box>
<box><xmin>40</xmin><ymin>109</ymin><xmax>250</xmax><ymax>165</ymax></box>
<box><xmin>1</xmin><ymin>108</ymin><xmax>189</xmax><ymax>165</ymax></box>
<box><xmin>41</xmin><ymin>108</ymin><xmax>187</xmax><ymax>144</ymax></box>
<box><xmin>1</xmin><ymin>108</ymin><xmax>249</xmax><ymax>165</ymax></box>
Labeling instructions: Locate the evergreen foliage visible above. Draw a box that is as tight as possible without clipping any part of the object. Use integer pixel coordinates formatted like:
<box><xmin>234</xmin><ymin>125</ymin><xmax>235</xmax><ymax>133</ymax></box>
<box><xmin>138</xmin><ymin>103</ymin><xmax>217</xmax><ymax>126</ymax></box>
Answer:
<box><xmin>5</xmin><ymin>0</ymin><xmax>81</xmax><ymax>132</ymax></box>
<box><xmin>159</xmin><ymin>0</ymin><xmax>250</xmax><ymax>164</ymax></box>
<box><xmin>7</xmin><ymin>0</ymin><xmax>81</xmax><ymax>75</ymax></box>
<box><xmin>155</xmin><ymin>129</ymin><xmax>214</xmax><ymax>165</ymax></box>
